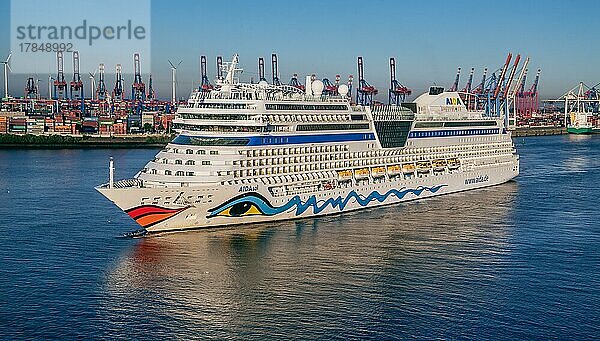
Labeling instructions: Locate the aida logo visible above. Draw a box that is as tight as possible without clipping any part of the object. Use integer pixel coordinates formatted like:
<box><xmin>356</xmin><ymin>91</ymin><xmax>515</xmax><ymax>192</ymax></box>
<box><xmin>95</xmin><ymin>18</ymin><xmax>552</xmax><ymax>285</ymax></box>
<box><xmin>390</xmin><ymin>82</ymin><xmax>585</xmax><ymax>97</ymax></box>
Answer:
<box><xmin>445</xmin><ymin>98</ymin><xmax>461</xmax><ymax>105</ymax></box>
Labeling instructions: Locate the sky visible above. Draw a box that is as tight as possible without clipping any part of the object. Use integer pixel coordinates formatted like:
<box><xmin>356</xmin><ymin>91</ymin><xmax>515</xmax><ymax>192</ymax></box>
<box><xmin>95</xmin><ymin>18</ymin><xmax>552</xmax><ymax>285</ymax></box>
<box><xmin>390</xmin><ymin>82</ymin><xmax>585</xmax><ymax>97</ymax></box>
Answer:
<box><xmin>0</xmin><ymin>0</ymin><xmax>599</xmax><ymax>100</ymax></box>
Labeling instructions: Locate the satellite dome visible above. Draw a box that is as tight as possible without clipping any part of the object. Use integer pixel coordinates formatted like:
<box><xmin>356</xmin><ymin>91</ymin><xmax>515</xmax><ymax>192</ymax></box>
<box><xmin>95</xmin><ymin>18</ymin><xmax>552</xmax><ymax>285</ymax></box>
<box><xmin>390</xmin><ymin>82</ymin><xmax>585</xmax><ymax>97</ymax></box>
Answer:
<box><xmin>338</xmin><ymin>84</ymin><xmax>349</xmax><ymax>96</ymax></box>
<box><xmin>258</xmin><ymin>80</ymin><xmax>268</xmax><ymax>87</ymax></box>
<box><xmin>311</xmin><ymin>80</ymin><xmax>324</xmax><ymax>95</ymax></box>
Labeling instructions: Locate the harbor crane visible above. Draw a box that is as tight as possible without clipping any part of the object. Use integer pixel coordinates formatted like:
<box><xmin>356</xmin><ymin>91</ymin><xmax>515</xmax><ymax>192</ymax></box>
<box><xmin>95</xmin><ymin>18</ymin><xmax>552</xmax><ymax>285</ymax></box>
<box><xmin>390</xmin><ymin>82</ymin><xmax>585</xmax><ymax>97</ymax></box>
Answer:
<box><xmin>271</xmin><ymin>53</ymin><xmax>281</xmax><ymax>86</ymax></box>
<box><xmin>355</xmin><ymin>57</ymin><xmax>377</xmax><ymax>106</ymax></box>
<box><xmin>216</xmin><ymin>56</ymin><xmax>223</xmax><ymax>81</ymax></box>
<box><xmin>112</xmin><ymin>63</ymin><xmax>124</xmax><ymax>100</ymax></box>
<box><xmin>388</xmin><ymin>57</ymin><xmax>411</xmax><ymax>105</ymax></box>
<box><xmin>147</xmin><ymin>74</ymin><xmax>156</xmax><ymax>101</ymax></box>
<box><xmin>322</xmin><ymin>76</ymin><xmax>339</xmax><ymax>96</ymax></box>
<box><xmin>25</xmin><ymin>77</ymin><xmax>38</xmax><ymax>99</ymax></box>
<box><xmin>289</xmin><ymin>73</ymin><xmax>305</xmax><ymax>91</ymax></box>
<box><xmin>258</xmin><ymin>57</ymin><xmax>267</xmax><ymax>83</ymax></box>
<box><xmin>461</xmin><ymin>68</ymin><xmax>475</xmax><ymax>93</ymax></box>
<box><xmin>449</xmin><ymin>67</ymin><xmax>461</xmax><ymax>92</ymax></box>
<box><xmin>131</xmin><ymin>53</ymin><xmax>146</xmax><ymax>101</ymax></box>
<box><xmin>200</xmin><ymin>55</ymin><xmax>213</xmax><ymax>92</ymax></box>
<box><xmin>53</xmin><ymin>51</ymin><xmax>68</xmax><ymax>100</ymax></box>
<box><xmin>70</xmin><ymin>51</ymin><xmax>84</xmax><ymax>100</ymax></box>
<box><xmin>97</xmin><ymin>63</ymin><xmax>107</xmax><ymax>100</ymax></box>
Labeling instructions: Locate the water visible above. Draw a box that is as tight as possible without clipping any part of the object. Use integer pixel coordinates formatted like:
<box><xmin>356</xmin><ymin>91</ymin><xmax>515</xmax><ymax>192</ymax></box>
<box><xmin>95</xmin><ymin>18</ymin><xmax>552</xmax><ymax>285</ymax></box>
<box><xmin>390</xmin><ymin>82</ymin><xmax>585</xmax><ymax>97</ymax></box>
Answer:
<box><xmin>0</xmin><ymin>135</ymin><xmax>599</xmax><ymax>339</ymax></box>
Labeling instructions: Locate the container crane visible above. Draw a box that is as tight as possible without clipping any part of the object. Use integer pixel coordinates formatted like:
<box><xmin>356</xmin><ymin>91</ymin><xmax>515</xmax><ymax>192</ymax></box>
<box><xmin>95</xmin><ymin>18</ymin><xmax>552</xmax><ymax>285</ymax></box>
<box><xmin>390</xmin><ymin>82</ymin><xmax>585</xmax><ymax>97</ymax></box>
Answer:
<box><xmin>449</xmin><ymin>67</ymin><xmax>461</xmax><ymax>92</ymax></box>
<box><xmin>356</xmin><ymin>57</ymin><xmax>377</xmax><ymax>106</ymax></box>
<box><xmin>459</xmin><ymin>67</ymin><xmax>475</xmax><ymax>110</ymax></box>
<box><xmin>258</xmin><ymin>57</ymin><xmax>267</xmax><ymax>82</ymax></box>
<box><xmin>112</xmin><ymin>63</ymin><xmax>124</xmax><ymax>100</ymax></box>
<box><xmin>289</xmin><ymin>73</ymin><xmax>305</xmax><ymax>90</ymax></box>
<box><xmin>200</xmin><ymin>55</ymin><xmax>213</xmax><ymax>91</ymax></box>
<box><xmin>388</xmin><ymin>57</ymin><xmax>411</xmax><ymax>105</ymax></box>
<box><xmin>131</xmin><ymin>53</ymin><xmax>146</xmax><ymax>101</ymax></box>
<box><xmin>96</xmin><ymin>63</ymin><xmax>107</xmax><ymax>100</ymax></box>
<box><xmin>216</xmin><ymin>56</ymin><xmax>224</xmax><ymax>81</ymax></box>
<box><xmin>147</xmin><ymin>74</ymin><xmax>156</xmax><ymax>101</ymax></box>
<box><xmin>518</xmin><ymin>69</ymin><xmax>528</xmax><ymax>96</ymax></box>
<box><xmin>271</xmin><ymin>53</ymin><xmax>280</xmax><ymax>86</ymax></box>
<box><xmin>25</xmin><ymin>77</ymin><xmax>38</xmax><ymax>99</ymax></box>
<box><xmin>461</xmin><ymin>68</ymin><xmax>474</xmax><ymax>93</ymax></box>
<box><xmin>53</xmin><ymin>51</ymin><xmax>67</xmax><ymax>100</ymax></box>
<box><xmin>322</xmin><ymin>76</ymin><xmax>338</xmax><ymax>96</ymax></box>
<box><xmin>347</xmin><ymin>75</ymin><xmax>353</xmax><ymax>100</ymax></box>
<box><xmin>70</xmin><ymin>51</ymin><xmax>84</xmax><ymax>100</ymax></box>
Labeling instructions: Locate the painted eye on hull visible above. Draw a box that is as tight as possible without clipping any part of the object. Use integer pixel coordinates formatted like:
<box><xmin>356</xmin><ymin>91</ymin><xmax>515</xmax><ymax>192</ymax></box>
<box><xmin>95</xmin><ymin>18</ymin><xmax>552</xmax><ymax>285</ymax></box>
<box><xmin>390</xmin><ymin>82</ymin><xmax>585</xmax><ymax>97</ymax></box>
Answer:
<box><xmin>207</xmin><ymin>192</ymin><xmax>278</xmax><ymax>218</ymax></box>
<box><xmin>219</xmin><ymin>201</ymin><xmax>265</xmax><ymax>217</ymax></box>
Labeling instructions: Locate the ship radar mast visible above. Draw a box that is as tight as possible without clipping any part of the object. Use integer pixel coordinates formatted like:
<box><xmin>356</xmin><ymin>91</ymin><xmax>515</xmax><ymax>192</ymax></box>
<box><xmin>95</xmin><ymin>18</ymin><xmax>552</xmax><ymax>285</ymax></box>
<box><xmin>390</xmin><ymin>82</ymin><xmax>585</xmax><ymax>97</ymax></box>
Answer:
<box><xmin>216</xmin><ymin>54</ymin><xmax>243</xmax><ymax>86</ymax></box>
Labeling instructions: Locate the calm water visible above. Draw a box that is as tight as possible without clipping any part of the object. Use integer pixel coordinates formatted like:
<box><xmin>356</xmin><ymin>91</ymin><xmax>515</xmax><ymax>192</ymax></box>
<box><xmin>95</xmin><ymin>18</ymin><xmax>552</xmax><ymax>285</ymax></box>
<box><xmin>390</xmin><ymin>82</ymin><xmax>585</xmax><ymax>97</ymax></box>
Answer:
<box><xmin>0</xmin><ymin>135</ymin><xmax>599</xmax><ymax>339</ymax></box>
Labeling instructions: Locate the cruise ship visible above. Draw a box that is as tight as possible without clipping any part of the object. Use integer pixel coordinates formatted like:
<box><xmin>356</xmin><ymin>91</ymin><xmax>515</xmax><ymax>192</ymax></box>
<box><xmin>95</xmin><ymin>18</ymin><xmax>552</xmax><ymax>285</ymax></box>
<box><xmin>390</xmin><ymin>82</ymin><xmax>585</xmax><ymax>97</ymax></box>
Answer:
<box><xmin>97</xmin><ymin>55</ymin><xmax>519</xmax><ymax>233</ymax></box>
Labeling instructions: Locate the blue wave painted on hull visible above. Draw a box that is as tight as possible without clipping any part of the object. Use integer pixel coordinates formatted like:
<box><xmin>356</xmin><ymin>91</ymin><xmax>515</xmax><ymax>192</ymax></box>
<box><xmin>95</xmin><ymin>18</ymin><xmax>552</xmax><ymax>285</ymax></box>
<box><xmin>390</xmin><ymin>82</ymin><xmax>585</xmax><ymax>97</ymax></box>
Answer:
<box><xmin>207</xmin><ymin>184</ymin><xmax>447</xmax><ymax>218</ymax></box>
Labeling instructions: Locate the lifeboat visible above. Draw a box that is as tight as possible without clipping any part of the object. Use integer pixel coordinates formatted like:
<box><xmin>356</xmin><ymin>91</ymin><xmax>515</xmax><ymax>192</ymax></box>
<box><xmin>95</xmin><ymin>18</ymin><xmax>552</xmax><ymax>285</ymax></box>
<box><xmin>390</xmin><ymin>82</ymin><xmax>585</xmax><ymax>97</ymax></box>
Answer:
<box><xmin>337</xmin><ymin>170</ymin><xmax>353</xmax><ymax>181</ymax></box>
<box><xmin>371</xmin><ymin>166</ymin><xmax>386</xmax><ymax>178</ymax></box>
<box><xmin>416</xmin><ymin>161</ymin><xmax>432</xmax><ymax>173</ymax></box>
<box><xmin>401</xmin><ymin>163</ymin><xmax>416</xmax><ymax>174</ymax></box>
<box><xmin>447</xmin><ymin>158</ymin><xmax>460</xmax><ymax>169</ymax></box>
<box><xmin>432</xmin><ymin>159</ymin><xmax>447</xmax><ymax>171</ymax></box>
<box><xmin>387</xmin><ymin>164</ymin><xmax>401</xmax><ymax>176</ymax></box>
<box><xmin>354</xmin><ymin>168</ymin><xmax>370</xmax><ymax>179</ymax></box>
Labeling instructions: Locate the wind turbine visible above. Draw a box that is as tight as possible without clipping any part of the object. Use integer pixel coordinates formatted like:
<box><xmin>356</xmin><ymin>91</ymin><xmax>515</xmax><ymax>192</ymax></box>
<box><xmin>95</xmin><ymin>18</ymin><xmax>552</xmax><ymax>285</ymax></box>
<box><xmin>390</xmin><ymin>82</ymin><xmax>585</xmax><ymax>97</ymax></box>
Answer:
<box><xmin>48</xmin><ymin>74</ymin><xmax>54</xmax><ymax>99</ymax></box>
<box><xmin>1</xmin><ymin>52</ymin><xmax>12</xmax><ymax>99</ymax></box>
<box><xmin>89</xmin><ymin>70</ymin><xmax>97</xmax><ymax>100</ymax></box>
<box><xmin>168</xmin><ymin>59</ymin><xmax>182</xmax><ymax>104</ymax></box>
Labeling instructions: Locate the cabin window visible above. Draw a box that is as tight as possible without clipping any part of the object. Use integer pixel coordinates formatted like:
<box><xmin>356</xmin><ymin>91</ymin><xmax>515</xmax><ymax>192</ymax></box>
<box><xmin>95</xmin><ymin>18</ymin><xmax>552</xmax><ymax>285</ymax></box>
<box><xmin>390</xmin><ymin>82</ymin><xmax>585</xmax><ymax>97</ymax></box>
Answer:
<box><xmin>175</xmin><ymin>160</ymin><xmax>182</xmax><ymax>165</ymax></box>
<box><xmin>165</xmin><ymin>170</ymin><xmax>172</xmax><ymax>175</ymax></box>
<box><xmin>175</xmin><ymin>171</ymin><xmax>185</xmax><ymax>176</ymax></box>
<box><xmin>202</xmin><ymin>161</ymin><xmax>211</xmax><ymax>165</ymax></box>
<box><xmin>186</xmin><ymin>160</ymin><xmax>195</xmax><ymax>165</ymax></box>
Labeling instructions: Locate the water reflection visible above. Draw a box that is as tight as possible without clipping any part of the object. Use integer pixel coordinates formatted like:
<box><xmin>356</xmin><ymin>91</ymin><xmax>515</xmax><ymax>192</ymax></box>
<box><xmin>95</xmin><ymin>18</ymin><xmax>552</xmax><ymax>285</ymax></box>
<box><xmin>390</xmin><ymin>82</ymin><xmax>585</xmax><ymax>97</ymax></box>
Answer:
<box><xmin>100</xmin><ymin>182</ymin><xmax>517</xmax><ymax>338</ymax></box>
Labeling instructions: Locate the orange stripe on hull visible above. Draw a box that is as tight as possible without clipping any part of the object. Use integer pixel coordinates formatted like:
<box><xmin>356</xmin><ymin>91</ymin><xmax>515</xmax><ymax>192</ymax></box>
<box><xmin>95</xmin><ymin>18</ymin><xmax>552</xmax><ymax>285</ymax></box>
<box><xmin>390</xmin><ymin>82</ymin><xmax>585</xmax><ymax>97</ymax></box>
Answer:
<box><xmin>134</xmin><ymin>210</ymin><xmax>186</xmax><ymax>228</ymax></box>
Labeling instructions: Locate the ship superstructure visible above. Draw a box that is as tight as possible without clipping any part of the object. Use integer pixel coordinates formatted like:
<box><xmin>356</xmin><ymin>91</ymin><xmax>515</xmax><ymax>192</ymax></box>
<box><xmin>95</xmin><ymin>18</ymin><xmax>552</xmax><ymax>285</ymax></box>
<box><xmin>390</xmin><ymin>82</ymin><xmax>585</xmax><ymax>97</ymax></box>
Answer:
<box><xmin>97</xmin><ymin>55</ymin><xmax>519</xmax><ymax>233</ymax></box>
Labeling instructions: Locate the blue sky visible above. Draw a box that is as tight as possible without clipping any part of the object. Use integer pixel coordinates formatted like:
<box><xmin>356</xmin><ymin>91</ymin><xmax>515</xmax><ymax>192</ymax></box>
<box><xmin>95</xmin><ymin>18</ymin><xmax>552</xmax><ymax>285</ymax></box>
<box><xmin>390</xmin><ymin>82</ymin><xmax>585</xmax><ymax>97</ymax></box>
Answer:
<box><xmin>1</xmin><ymin>0</ymin><xmax>599</xmax><ymax>100</ymax></box>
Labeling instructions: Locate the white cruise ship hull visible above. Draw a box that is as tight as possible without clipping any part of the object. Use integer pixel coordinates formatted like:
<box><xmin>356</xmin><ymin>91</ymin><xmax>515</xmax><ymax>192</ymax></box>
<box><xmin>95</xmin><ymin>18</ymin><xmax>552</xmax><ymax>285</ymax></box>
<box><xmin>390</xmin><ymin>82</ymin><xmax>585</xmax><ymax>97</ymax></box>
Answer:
<box><xmin>97</xmin><ymin>156</ymin><xmax>518</xmax><ymax>233</ymax></box>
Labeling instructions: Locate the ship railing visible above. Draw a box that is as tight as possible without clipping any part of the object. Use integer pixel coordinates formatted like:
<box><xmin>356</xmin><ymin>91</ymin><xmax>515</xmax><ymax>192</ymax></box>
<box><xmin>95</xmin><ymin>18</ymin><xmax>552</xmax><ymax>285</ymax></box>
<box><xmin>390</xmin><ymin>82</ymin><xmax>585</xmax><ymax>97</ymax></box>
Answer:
<box><xmin>97</xmin><ymin>178</ymin><xmax>143</xmax><ymax>189</ymax></box>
